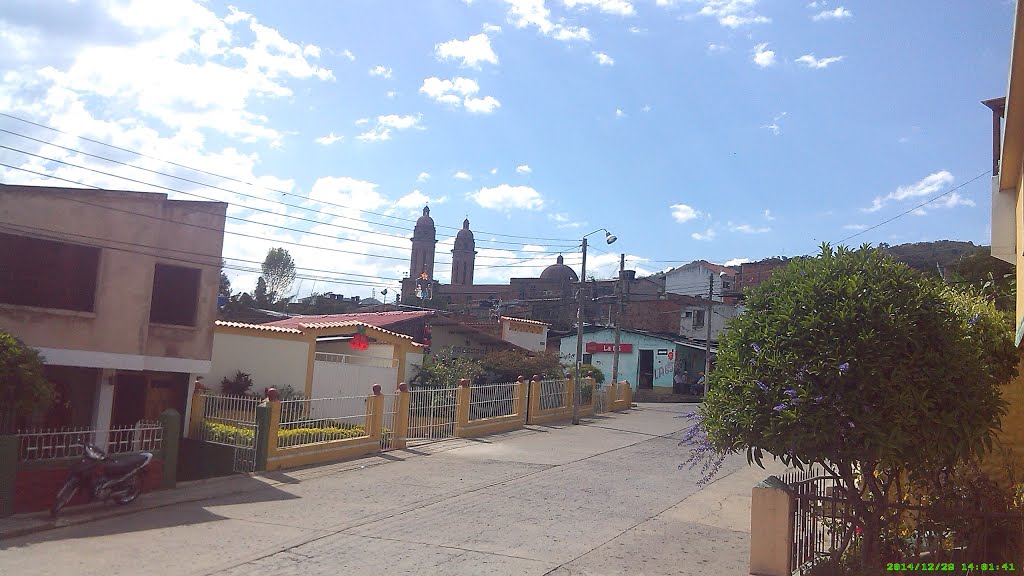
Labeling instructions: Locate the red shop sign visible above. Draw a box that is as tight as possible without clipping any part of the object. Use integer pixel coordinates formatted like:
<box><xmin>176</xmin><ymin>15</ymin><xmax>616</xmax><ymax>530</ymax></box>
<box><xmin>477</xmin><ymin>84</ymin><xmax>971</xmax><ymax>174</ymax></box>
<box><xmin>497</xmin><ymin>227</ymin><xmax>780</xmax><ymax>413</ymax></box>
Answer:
<box><xmin>585</xmin><ymin>342</ymin><xmax>633</xmax><ymax>354</ymax></box>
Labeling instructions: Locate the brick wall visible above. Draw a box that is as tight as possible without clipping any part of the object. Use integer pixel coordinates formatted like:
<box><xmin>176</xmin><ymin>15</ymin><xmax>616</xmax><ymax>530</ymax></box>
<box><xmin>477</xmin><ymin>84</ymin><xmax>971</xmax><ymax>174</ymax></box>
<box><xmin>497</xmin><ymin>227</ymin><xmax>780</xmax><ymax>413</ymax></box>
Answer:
<box><xmin>619</xmin><ymin>301</ymin><xmax>682</xmax><ymax>333</ymax></box>
<box><xmin>14</xmin><ymin>459</ymin><xmax>164</xmax><ymax>514</ymax></box>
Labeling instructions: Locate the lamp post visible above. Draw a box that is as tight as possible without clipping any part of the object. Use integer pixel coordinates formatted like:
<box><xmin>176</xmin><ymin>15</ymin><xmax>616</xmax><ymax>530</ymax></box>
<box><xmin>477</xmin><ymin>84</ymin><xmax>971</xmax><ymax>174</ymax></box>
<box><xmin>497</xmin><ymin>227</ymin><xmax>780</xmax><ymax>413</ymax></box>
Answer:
<box><xmin>574</xmin><ymin>228</ymin><xmax>617</xmax><ymax>425</ymax></box>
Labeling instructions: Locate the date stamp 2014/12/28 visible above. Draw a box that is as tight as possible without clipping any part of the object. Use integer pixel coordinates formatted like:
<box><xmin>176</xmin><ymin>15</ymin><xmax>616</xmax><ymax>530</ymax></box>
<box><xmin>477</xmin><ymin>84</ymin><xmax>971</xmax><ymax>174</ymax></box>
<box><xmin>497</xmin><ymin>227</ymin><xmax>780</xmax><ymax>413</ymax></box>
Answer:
<box><xmin>887</xmin><ymin>563</ymin><xmax>1016</xmax><ymax>571</ymax></box>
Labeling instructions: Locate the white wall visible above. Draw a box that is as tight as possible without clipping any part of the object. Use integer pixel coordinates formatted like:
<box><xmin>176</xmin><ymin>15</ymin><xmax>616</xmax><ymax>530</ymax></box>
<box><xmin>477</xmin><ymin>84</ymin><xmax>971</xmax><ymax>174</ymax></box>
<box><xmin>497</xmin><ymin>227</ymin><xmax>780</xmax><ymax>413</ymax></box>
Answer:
<box><xmin>311</xmin><ymin>361</ymin><xmax>398</xmax><ymax>398</ymax></box>
<box><xmin>679</xmin><ymin>303</ymin><xmax>741</xmax><ymax>341</ymax></box>
<box><xmin>501</xmin><ymin>321</ymin><xmax>548</xmax><ymax>352</ymax></box>
<box><xmin>405</xmin><ymin>351</ymin><xmax>423</xmax><ymax>384</ymax></box>
<box><xmin>205</xmin><ymin>332</ymin><xmax>309</xmax><ymax>394</ymax></box>
<box><xmin>664</xmin><ymin>264</ymin><xmax>731</xmax><ymax>302</ymax></box>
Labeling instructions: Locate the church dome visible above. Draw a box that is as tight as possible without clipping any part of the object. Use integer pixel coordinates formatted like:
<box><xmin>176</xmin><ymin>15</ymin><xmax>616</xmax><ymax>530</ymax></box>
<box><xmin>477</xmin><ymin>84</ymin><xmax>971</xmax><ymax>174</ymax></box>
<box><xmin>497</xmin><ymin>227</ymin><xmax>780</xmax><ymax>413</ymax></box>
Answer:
<box><xmin>540</xmin><ymin>255</ymin><xmax>578</xmax><ymax>282</ymax></box>
<box><xmin>455</xmin><ymin>218</ymin><xmax>474</xmax><ymax>246</ymax></box>
<box><xmin>416</xmin><ymin>206</ymin><xmax>435</xmax><ymax>228</ymax></box>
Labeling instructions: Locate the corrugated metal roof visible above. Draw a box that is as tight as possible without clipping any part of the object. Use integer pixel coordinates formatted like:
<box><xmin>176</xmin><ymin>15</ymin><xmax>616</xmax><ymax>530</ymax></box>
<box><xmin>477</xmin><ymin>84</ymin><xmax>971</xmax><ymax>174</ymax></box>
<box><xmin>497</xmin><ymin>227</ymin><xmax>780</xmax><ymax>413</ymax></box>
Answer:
<box><xmin>500</xmin><ymin>316</ymin><xmax>551</xmax><ymax>327</ymax></box>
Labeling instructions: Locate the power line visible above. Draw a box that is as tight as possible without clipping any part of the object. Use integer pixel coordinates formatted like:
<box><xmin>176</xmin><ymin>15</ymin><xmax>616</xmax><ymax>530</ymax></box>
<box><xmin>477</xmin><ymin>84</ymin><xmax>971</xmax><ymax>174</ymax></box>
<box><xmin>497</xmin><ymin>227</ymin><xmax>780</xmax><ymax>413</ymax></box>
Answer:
<box><xmin>832</xmin><ymin>169</ymin><xmax>991</xmax><ymax>246</ymax></box>
<box><xmin>0</xmin><ymin>112</ymin><xmax>579</xmax><ymax>242</ymax></box>
<box><xmin>0</xmin><ymin>129</ymin><xmax>580</xmax><ymax>250</ymax></box>
<box><xmin>0</xmin><ymin>146</ymin><xmax>568</xmax><ymax>261</ymax></box>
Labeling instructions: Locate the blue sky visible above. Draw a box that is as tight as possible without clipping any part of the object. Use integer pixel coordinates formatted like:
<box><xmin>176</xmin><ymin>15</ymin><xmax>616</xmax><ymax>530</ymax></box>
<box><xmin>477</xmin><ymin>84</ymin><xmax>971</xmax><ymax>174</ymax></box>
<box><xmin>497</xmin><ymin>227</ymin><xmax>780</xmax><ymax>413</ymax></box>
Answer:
<box><xmin>0</xmin><ymin>0</ymin><xmax>1016</xmax><ymax>298</ymax></box>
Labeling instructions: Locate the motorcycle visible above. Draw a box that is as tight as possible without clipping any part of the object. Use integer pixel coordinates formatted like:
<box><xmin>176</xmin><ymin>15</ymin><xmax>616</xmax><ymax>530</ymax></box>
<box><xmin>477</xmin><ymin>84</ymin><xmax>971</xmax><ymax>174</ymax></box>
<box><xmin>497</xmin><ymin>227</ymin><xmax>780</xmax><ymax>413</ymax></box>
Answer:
<box><xmin>50</xmin><ymin>443</ymin><xmax>153</xmax><ymax>517</ymax></box>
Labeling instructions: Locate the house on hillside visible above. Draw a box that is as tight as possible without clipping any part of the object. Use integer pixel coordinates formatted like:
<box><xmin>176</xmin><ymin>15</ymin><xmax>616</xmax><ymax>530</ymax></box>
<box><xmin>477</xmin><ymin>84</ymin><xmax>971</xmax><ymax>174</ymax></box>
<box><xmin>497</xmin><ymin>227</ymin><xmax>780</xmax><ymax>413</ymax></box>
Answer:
<box><xmin>656</xmin><ymin>260</ymin><xmax>737</xmax><ymax>303</ymax></box>
<box><xmin>985</xmin><ymin>0</ymin><xmax>1024</xmax><ymax>473</ymax></box>
<box><xmin>0</xmin><ymin>185</ymin><xmax>226</xmax><ymax>441</ymax></box>
<box><xmin>735</xmin><ymin>258</ymin><xmax>790</xmax><ymax>294</ymax></box>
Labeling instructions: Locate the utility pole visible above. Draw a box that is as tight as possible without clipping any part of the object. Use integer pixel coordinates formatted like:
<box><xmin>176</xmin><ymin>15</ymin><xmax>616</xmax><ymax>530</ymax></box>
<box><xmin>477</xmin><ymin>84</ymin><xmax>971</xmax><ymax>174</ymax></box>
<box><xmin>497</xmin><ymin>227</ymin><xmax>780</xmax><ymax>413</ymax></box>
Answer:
<box><xmin>572</xmin><ymin>238</ymin><xmax>589</xmax><ymax>425</ymax></box>
<box><xmin>704</xmin><ymin>273</ymin><xmax>714</xmax><ymax>382</ymax></box>
<box><xmin>611</xmin><ymin>253</ymin><xmax>625</xmax><ymax>387</ymax></box>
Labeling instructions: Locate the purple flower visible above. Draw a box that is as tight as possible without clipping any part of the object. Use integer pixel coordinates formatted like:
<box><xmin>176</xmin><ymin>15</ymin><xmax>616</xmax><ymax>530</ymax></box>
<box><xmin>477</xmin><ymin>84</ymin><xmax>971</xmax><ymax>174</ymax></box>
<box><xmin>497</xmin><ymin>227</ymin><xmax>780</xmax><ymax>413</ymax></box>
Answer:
<box><xmin>790</xmin><ymin>398</ymin><xmax>802</xmax><ymax>405</ymax></box>
<box><xmin>813</xmin><ymin>396</ymin><xmax>824</xmax><ymax>403</ymax></box>
<box><xmin>968</xmin><ymin>314</ymin><xmax>981</xmax><ymax>326</ymax></box>
<box><xmin>773</xmin><ymin>404</ymin><xmax>788</xmax><ymax>412</ymax></box>
<box><xmin>756</xmin><ymin>380</ymin><xmax>768</xmax><ymax>391</ymax></box>
<box><xmin>783</xmin><ymin>389</ymin><xmax>798</xmax><ymax>397</ymax></box>
<box><xmin>847</xmin><ymin>421</ymin><xmax>855</xmax><ymax>428</ymax></box>
<box><xmin>838</xmin><ymin>362</ymin><xmax>850</xmax><ymax>375</ymax></box>
<box><xmin>752</xmin><ymin>343</ymin><xmax>761</xmax><ymax>353</ymax></box>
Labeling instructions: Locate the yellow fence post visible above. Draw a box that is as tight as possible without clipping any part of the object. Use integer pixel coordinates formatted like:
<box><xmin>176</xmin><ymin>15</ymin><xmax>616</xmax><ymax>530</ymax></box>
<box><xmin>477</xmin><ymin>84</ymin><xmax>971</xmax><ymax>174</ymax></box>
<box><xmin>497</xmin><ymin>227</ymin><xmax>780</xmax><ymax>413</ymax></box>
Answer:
<box><xmin>366</xmin><ymin>384</ymin><xmax>385</xmax><ymax>442</ymax></box>
<box><xmin>606</xmin><ymin>381</ymin><xmax>616</xmax><ymax>410</ymax></box>
<box><xmin>455</xmin><ymin>378</ymin><xmax>471</xmax><ymax>437</ymax></box>
<box><xmin>515</xmin><ymin>376</ymin><xmax>527</xmax><ymax>423</ymax></box>
<box><xmin>582</xmin><ymin>376</ymin><xmax>595</xmax><ymax>416</ymax></box>
<box><xmin>188</xmin><ymin>389</ymin><xmax>206</xmax><ymax>438</ymax></box>
<box><xmin>624</xmin><ymin>380</ymin><xmax>633</xmax><ymax>407</ymax></box>
<box><xmin>563</xmin><ymin>375</ymin><xmax>574</xmax><ymax>414</ymax></box>
<box><xmin>394</xmin><ymin>383</ymin><xmax>411</xmax><ymax>450</ymax></box>
<box><xmin>527</xmin><ymin>376</ymin><xmax>542</xmax><ymax>425</ymax></box>
<box><xmin>264</xmin><ymin>396</ymin><xmax>281</xmax><ymax>469</ymax></box>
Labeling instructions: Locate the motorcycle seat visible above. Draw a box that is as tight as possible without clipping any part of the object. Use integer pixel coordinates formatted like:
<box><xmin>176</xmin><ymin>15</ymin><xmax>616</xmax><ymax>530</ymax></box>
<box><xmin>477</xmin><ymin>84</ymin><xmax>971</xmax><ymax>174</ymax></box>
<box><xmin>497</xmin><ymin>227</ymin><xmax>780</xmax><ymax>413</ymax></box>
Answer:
<box><xmin>103</xmin><ymin>452</ymin><xmax>151</xmax><ymax>475</ymax></box>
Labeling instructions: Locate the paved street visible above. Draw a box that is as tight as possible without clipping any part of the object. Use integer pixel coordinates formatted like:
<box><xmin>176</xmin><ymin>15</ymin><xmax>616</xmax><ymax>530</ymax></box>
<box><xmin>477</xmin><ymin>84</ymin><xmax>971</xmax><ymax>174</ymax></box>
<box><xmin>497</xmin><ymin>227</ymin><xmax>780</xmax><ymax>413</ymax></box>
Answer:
<box><xmin>0</xmin><ymin>404</ymin><xmax>786</xmax><ymax>576</ymax></box>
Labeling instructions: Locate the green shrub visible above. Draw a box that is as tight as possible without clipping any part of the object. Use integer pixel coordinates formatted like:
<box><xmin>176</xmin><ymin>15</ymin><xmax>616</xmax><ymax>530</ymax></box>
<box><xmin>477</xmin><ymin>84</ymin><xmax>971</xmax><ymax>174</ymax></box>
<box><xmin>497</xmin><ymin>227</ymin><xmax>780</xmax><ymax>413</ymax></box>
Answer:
<box><xmin>568</xmin><ymin>364</ymin><xmax>605</xmax><ymax>384</ymax></box>
<box><xmin>0</xmin><ymin>331</ymin><xmax>55</xmax><ymax>430</ymax></box>
<box><xmin>581</xmin><ymin>382</ymin><xmax>594</xmax><ymax>404</ymax></box>
<box><xmin>277</xmin><ymin>425</ymin><xmax>367</xmax><ymax>447</ymax></box>
<box><xmin>202</xmin><ymin>421</ymin><xmax>255</xmax><ymax>444</ymax></box>
<box><xmin>220</xmin><ymin>370</ymin><xmax>254</xmax><ymax>396</ymax></box>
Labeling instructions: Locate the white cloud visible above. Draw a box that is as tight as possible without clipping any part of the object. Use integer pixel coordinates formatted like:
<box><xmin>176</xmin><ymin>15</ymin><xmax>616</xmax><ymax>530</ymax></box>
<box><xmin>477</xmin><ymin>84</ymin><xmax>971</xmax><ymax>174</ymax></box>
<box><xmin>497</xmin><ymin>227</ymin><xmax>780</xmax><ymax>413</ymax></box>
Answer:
<box><xmin>396</xmin><ymin>190</ymin><xmax>448</xmax><ymax>209</ymax></box>
<box><xmin>522</xmin><ymin>244</ymin><xmax>546</xmax><ymax>252</ymax></box>
<box><xmin>564</xmin><ymin>0</ymin><xmax>637</xmax><ymax>16</ymax></box>
<box><xmin>629</xmin><ymin>26</ymin><xmax>645</xmax><ymax>33</ymax></box>
<box><xmin>355</xmin><ymin>117</ymin><xmax>370</xmax><ymax>125</ymax></box>
<box><xmin>356</xmin><ymin>128</ymin><xmax>391</xmax><ymax>142</ymax></box>
<box><xmin>843</xmin><ymin>224</ymin><xmax>868</xmax><ymax>231</ymax></box>
<box><xmin>491</xmin><ymin>168</ymin><xmax>498</xmax><ymax>175</ymax></box>
<box><xmin>417</xmin><ymin>172</ymin><xmax>431</xmax><ymax>182</ymax></box>
<box><xmin>386</xmin><ymin>90</ymin><xmax>397</xmax><ymax>99</ymax></box>
<box><xmin>615</xmin><ymin>108</ymin><xmax>625</xmax><ymax>118</ymax></box>
<box><xmin>435</xmin><ymin>33</ymin><xmax>498</xmax><ymax>68</ymax></box>
<box><xmin>763</xmin><ymin>209</ymin><xmax>775</xmax><ymax>220</ymax></box>
<box><xmin>796</xmin><ymin>54</ymin><xmax>844</xmax><ymax>69</ymax></box>
<box><xmin>314</xmin><ymin>132</ymin><xmax>343</xmax><ymax>145</ymax></box>
<box><xmin>369</xmin><ymin>65</ymin><xmax>392</xmax><ymax>78</ymax></box>
<box><xmin>691</xmin><ymin>228</ymin><xmax>716</xmax><ymax>241</ymax></box>
<box><xmin>454</xmin><ymin>171</ymin><xmax>473</xmax><ymax>180</ymax></box>
<box><xmin>516</xmin><ymin>164</ymin><xmax>532</xmax><ymax>174</ymax></box>
<box><xmin>913</xmin><ymin>192</ymin><xmax>977</xmax><ymax>216</ymax></box>
<box><xmin>707</xmin><ymin>43</ymin><xmax>728</xmax><ymax>53</ymax></box>
<box><xmin>503</xmin><ymin>0</ymin><xmax>592</xmax><ymax>42</ymax></box>
<box><xmin>377</xmin><ymin>113</ymin><xmax>421</xmax><ymax>129</ymax></box>
<box><xmin>865</xmin><ymin>170</ymin><xmax>955</xmax><ymax>213</ymax></box>
<box><xmin>483</xmin><ymin>23</ymin><xmax>503</xmax><ymax>33</ymax></box>
<box><xmin>763</xmin><ymin>112</ymin><xmax>786</xmax><ymax>135</ymax></box>
<box><xmin>303</xmin><ymin>44</ymin><xmax>321</xmax><ymax>58</ymax></box>
<box><xmin>641</xmin><ymin>104</ymin><xmax>652</xmax><ymax>112</ymax></box>
<box><xmin>309</xmin><ymin>176</ymin><xmax>384</xmax><ymax>209</ymax></box>
<box><xmin>420</xmin><ymin>76</ymin><xmax>500</xmax><ymax>113</ymax></box>
<box><xmin>670</xmin><ymin>203</ymin><xmax>701</xmax><ymax>223</ymax></box>
<box><xmin>464</xmin><ymin>95</ymin><xmax>501</xmax><ymax>113</ymax></box>
<box><xmin>724</xmin><ymin>257</ymin><xmax>751</xmax><ymax>267</ymax></box>
<box><xmin>688</xmin><ymin>0</ymin><xmax>772</xmax><ymax>28</ymax></box>
<box><xmin>341</xmin><ymin>49</ymin><xmax>356</xmax><ymax>61</ymax></box>
<box><xmin>593</xmin><ymin>51</ymin><xmax>615</xmax><ymax>66</ymax></box>
<box><xmin>729</xmin><ymin>222</ymin><xmax>771</xmax><ymax>234</ymax></box>
<box><xmin>549</xmin><ymin>212</ymin><xmax>570</xmax><ymax>223</ymax></box>
<box><xmin>469</xmin><ymin>184</ymin><xmax>545</xmax><ymax>210</ymax></box>
<box><xmin>753</xmin><ymin>43</ymin><xmax>776</xmax><ymax>67</ymax></box>
<box><xmin>812</xmin><ymin>6</ymin><xmax>852</xmax><ymax>21</ymax></box>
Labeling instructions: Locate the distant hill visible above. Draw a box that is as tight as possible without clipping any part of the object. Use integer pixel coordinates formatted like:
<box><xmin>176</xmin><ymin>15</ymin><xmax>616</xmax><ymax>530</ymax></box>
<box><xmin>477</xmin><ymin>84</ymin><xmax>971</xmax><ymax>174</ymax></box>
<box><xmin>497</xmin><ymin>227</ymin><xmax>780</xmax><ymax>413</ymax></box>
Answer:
<box><xmin>879</xmin><ymin>240</ymin><xmax>989</xmax><ymax>274</ymax></box>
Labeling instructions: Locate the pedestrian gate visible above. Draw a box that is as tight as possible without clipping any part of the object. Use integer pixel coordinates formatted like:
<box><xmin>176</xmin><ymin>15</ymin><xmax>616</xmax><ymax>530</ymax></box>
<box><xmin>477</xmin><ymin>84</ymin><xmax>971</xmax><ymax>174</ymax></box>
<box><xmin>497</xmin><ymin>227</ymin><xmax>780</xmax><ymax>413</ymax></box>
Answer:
<box><xmin>406</xmin><ymin>384</ymin><xmax>458</xmax><ymax>443</ymax></box>
<box><xmin>196</xmin><ymin>394</ymin><xmax>261</xmax><ymax>473</ymax></box>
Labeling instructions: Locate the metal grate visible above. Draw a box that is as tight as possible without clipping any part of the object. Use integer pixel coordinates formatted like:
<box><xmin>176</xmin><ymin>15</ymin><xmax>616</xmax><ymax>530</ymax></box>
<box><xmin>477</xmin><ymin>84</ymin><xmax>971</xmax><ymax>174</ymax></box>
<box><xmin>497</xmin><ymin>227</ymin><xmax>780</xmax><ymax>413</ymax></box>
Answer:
<box><xmin>278</xmin><ymin>395</ymin><xmax>369</xmax><ymax>449</ymax></box>
<box><xmin>197</xmin><ymin>394</ymin><xmax>260</xmax><ymax>472</ymax></box>
<box><xmin>380</xmin><ymin>391</ymin><xmax>399</xmax><ymax>451</ymax></box>
<box><xmin>782</xmin><ymin>469</ymin><xmax>853</xmax><ymax>573</ymax></box>
<box><xmin>407</xmin><ymin>384</ymin><xmax>458</xmax><ymax>441</ymax></box>
<box><xmin>469</xmin><ymin>382</ymin><xmax>518</xmax><ymax>421</ymax></box>
<box><xmin>18</xmin><ymin>422</ymin><xmax>163</xmax><ymax>462</ymax></box>
<box><xmin>538</xmin><ymin>379</ymin><xmax>567</xmax><ymax>410</ymax></box>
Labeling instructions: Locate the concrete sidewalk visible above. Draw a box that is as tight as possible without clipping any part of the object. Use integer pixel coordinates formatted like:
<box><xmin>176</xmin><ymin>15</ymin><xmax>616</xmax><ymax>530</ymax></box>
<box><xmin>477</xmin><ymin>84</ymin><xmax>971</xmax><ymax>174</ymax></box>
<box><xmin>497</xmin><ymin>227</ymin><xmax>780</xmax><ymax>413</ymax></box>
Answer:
<box><xmin>0</xmin><ymin>405</ymin><xmax>786</xmax><ymax>576</ymax></box>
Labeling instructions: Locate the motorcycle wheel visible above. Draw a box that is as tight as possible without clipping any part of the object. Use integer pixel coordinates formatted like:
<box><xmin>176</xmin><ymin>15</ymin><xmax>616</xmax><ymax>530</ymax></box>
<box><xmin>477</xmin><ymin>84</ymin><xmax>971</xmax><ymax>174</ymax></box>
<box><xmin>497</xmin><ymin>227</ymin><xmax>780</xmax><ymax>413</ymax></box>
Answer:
<box><xmin>50</xmin><ymin>477</ymin><xmax>79</xmax><ymax>518</ymax></box>
<box><xmin>112</xmin><ymin>473</ymin><xmax>142</xmax><ymax>505</ymax></box>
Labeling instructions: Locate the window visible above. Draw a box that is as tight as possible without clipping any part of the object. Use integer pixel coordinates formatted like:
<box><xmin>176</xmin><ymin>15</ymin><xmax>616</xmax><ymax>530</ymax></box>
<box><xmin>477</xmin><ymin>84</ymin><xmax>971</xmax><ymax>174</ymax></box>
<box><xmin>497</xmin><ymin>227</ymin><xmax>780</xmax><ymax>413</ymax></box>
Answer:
<box><xmin>583</xmin><ymin>353</ymin><xmax>593</xmax><ymax>365</ymax></box>
<box><xmin>692</xmin><ymin>310</ymin><xmax>705</xmax><ymax>328</ymax></box>
<box><xmin>149</xmin><ymin>264</ymin><xmax>201</xmax><ymax>326</ymax></box>
<box><xmin>684</xmin><ymin>311</ymin><xmax>693</xmax><ymax>318</ymax></box>
<box><xmin>0</xmin><ymin>232</ymin><xmax>100</xmax><ymax>312</ymax></box>
<box><xmin>722</xmin><ymin>280</ymin><xmax>731</xmax><ymax>289</ymax></box>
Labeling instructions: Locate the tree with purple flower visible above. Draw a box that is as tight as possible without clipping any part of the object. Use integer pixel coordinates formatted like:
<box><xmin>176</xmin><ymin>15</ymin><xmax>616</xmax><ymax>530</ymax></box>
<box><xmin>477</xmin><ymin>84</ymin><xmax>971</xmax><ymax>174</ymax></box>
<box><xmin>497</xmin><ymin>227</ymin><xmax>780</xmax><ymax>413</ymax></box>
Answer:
<box><xmin>681</xmin><ymin>243</ymin><xmax>1018</xmax><ymax>569</ymax></box>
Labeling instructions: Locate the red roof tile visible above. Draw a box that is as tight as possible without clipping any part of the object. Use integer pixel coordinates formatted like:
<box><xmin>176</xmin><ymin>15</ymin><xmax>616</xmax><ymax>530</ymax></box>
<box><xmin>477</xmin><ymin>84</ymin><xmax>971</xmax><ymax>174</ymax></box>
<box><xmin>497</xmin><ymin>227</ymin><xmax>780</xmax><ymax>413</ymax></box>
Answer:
<box><xmin>263</xmin><ymin>310</ymin><xmax>435</xmax><ymax>330</ymax></box>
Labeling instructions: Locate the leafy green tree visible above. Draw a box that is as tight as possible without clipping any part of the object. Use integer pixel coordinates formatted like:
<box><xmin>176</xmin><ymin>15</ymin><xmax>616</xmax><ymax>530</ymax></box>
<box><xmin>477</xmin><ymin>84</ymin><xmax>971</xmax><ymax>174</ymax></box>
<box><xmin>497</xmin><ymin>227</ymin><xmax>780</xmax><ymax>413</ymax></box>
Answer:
<box><xmin>219</xmin><ymin>260</ymin><xmax>232</xmax><ymax>299</ymax></box>
<box><xmin>568</xmin><ymin>363</ymin><xmax>605</xmax><ymax>384</ymax></box>
<box><xmin>253</xmin><ymin>276</ymin><xmax>271</xmax><ymax>308</ymax></box>
<box><xmin>411</xmin><ymin>347</ymin><xmax>483</xmax><ymax>387</ymax></box>
<box><xmin>686</xmin><ymin>244</ymin><xmax>1018</xmax><ymax>569</ymax></box>
<box><xmin>0</xmin><ymin>332</ymin><xmax>55</xmax><ymax>431</ymax></box>
<box><xmin>479</xmin><ymin>350</ymin><xmax>564</xmax><ymax>383</ymax></box>
<box><xmin>261</xmin><ymin>248</ymin><xmax>296</xmax><ymax>304</ymax></box>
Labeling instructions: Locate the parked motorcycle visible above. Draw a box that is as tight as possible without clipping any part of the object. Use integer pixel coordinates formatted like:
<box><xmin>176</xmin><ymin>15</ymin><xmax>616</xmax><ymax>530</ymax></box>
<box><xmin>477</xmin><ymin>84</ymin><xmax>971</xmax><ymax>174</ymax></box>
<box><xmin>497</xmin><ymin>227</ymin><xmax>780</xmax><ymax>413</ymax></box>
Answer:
<box><xmin>50</xmin><ymin>443</ymin><xmax>153</xmax><ymax>517</ymax></box>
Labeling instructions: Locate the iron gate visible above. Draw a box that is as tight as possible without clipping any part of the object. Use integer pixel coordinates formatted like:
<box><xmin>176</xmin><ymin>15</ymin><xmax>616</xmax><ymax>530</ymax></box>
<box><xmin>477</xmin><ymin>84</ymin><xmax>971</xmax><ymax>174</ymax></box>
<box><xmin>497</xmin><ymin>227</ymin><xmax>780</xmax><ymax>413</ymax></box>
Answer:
<box><xmin>407</xmin><ymin>384</ymin><xmax>458</xmax><ymax>443</ymax></box>
<box><xmin>197</xmin><ymin>394</ymin><xmax>261</xmax><ymax>473</ymax></box>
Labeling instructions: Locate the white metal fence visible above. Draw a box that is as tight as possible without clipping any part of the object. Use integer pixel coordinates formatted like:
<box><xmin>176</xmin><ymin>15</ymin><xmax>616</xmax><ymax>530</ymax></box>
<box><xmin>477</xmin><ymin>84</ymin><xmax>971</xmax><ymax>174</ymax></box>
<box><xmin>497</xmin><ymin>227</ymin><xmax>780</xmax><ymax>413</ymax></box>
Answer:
<box><xmin>538</xmin><ymin>379</ymin><xmax>568</xmax><ymax>410</ymax></box>
<box><xmin>197</xmin><ymin>393</ymin><xmax>260</xmax><ymax>472</ymax></box>
<box><xmin>593</xmin><ymin>384</ymin><xmax>607</xmax><ymax>414</ymax></box>
<box><xmin>17</xmin><ymin>422</ymin><xmax>163</xmax><ymax>462</ymax></box>
<box><xmin>469</xmin><ymin>382</ymin><xmax>518</xmax><ymax>421</ymax></box>
<box><xmin>407</xmin><ymin>384</ymin><xmax>458</xmax><ymax>440</ymax></box>
<box><xmin>381</xmin><ymin>392</ymin><xmax>399</xmax><ymax>451</ymax></box>
<box><xmin>277</xmin><ymin>395</ymin><xmax>369</xmax><ymax>449</ymax></box>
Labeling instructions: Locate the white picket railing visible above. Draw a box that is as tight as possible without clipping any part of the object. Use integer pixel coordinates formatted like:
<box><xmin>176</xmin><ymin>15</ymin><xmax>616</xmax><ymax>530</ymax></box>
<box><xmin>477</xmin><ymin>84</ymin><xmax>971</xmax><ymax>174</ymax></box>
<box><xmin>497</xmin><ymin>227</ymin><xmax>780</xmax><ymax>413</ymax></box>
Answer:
<box><xmin>469</xmin><ymin>382</ymin><xmax>518</xmax><ymax>421</ymax></box>
<box><xmin>17</xmin><ymin>422</ymin><xmax>163</xmax><ymax>462</ymax></box>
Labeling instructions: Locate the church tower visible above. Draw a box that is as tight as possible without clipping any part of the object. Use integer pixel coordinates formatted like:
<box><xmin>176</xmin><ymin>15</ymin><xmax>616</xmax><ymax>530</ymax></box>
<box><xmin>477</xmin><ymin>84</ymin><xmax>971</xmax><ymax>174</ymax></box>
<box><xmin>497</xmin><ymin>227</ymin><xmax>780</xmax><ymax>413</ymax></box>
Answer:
<box><xmin>451</xmin><ymin>218</ymin><xmax>476</xmax><ymax>285</ymax></box>
<box><xmin>410</xmin><ymin>206</ymin><xmax>437</xmax><ymax>280</ymax></box>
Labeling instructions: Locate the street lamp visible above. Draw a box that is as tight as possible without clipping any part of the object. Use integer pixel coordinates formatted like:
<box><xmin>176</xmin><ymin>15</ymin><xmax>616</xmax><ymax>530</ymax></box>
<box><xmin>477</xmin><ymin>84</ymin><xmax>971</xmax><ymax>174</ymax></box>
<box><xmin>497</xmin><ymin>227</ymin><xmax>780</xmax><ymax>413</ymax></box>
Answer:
<box><xmin>573</xmin><ymin>228</ymin><xmax>617</xmax><ymax>425</ymax></box>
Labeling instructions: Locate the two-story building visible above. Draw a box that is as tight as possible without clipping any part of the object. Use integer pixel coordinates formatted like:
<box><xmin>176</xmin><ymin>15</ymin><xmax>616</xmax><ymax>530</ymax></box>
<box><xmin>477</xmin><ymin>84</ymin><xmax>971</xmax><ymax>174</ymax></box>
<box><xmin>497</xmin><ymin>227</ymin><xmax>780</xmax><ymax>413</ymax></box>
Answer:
<box><xmin>656</xmin><ymin>260</ymin><xmax>738</xmax><ymax>304</ymax></box>
<box><xmin>678</xmin><ymin>299</ymin><xmax>743</xmax><ymax>342</ymax></box>
<box><xmin>0</xmin><ymin>185</ymin><xmax>226</xmax><ymax>440</ymax></box>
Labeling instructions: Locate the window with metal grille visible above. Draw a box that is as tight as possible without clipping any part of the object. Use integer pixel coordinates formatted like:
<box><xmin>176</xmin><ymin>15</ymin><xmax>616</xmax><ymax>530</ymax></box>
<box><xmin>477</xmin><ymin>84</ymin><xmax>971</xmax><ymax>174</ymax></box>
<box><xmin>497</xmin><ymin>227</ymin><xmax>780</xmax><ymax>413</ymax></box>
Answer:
<box><xmin>0</xmin><ymin>232</ymin><xmax>99</xmax><ymax>312</ymax></box>
<box><xmin>149</xmin><ymin>264</ymin><xmax>200</xmax><ymax>326</ymax></box>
